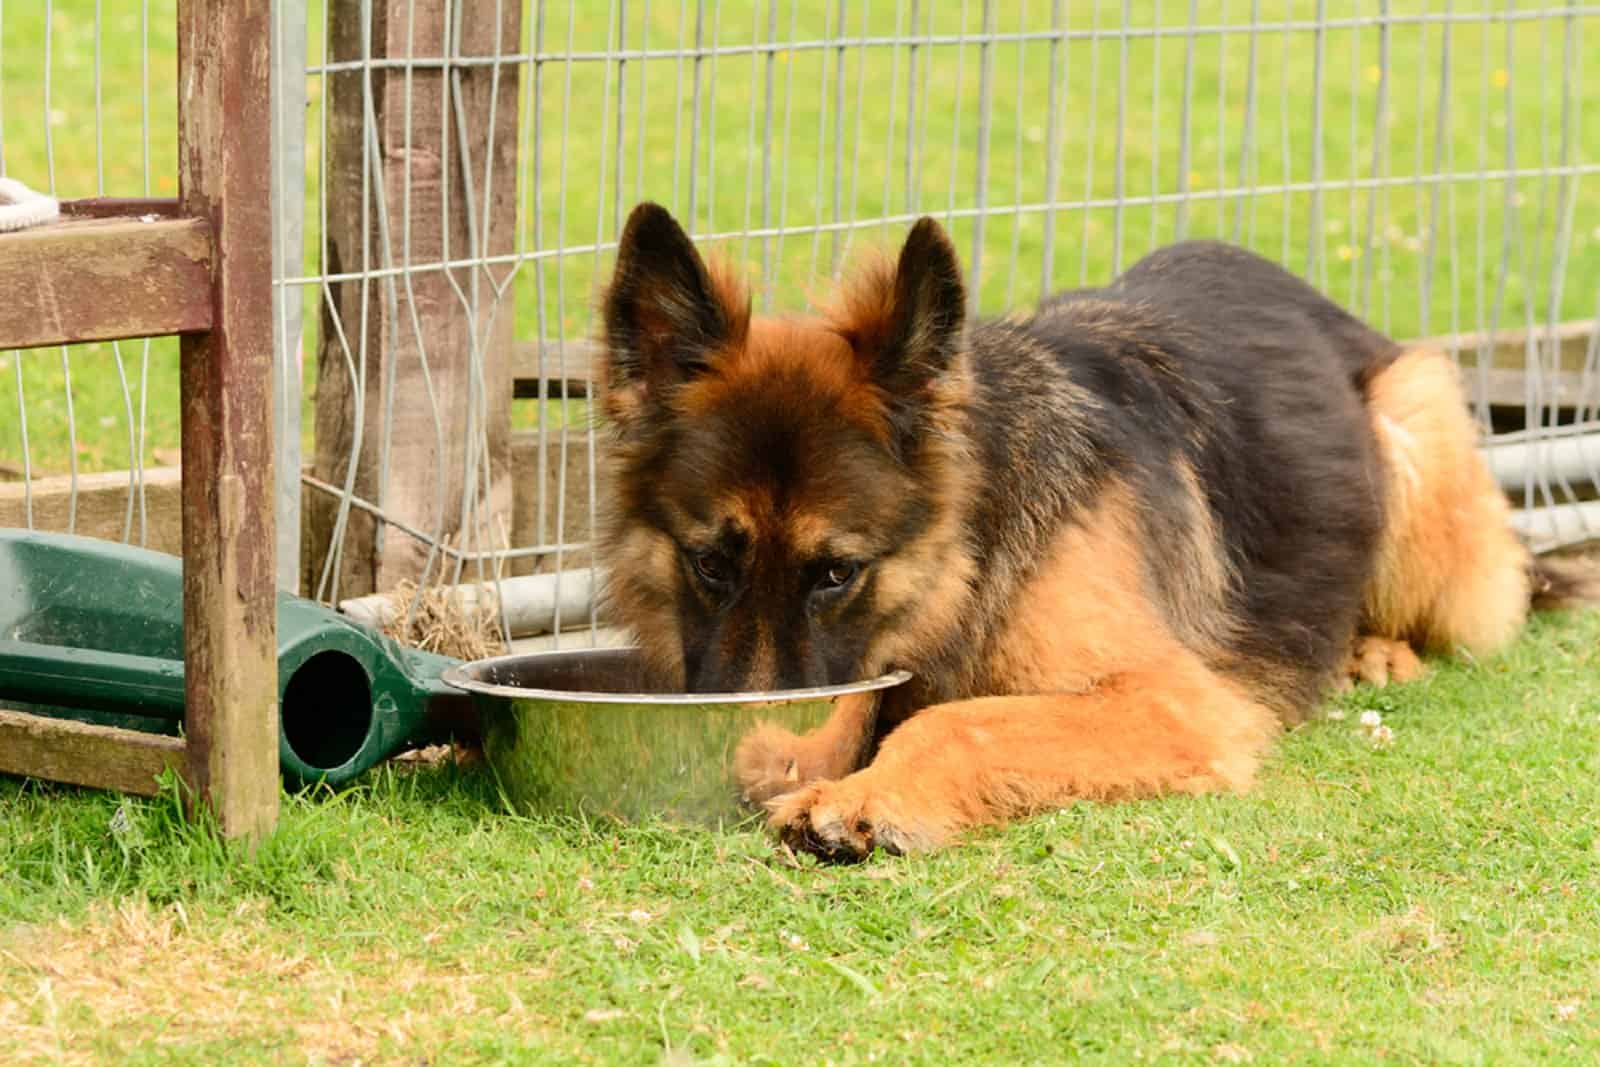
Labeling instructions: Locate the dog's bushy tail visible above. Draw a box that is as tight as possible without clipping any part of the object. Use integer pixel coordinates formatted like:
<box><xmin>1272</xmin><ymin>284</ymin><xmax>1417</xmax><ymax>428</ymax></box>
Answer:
<box><xmin>1529</xmin><ymin>553</ymin><xmax>1600</xmax><ymax>612</ymax></box>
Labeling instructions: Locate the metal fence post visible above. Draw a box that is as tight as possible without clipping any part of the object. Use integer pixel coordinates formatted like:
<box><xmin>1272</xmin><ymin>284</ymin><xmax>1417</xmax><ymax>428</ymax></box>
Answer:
<box><xmin>273</xmin><ymin>0</ymin><xmax>310</xmax><ymax>595</ymax></box>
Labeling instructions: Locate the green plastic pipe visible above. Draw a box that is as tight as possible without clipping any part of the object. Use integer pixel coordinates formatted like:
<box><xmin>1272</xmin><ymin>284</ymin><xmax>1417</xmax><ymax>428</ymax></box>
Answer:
<box><xmin>0</xmin><ymin>529</ymin><xmax>477</xmax><ymax>788</ymax></box>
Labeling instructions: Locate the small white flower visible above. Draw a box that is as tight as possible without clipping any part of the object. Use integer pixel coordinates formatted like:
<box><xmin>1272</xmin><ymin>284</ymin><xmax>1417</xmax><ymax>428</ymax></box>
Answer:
<box><xmin>1369</xmin><ymin>724</ymin><xmax>1395</xmax><ymax>748</ymax></box>
<box><xmin>627</xmin><ymin>909</ymin><xmax>652</xmax><ymax>925</ymax></box>
<box><xmin>1358</xmin><ymin>710</ymin><xmax>1383</xmax><ymax>729</ymax></box>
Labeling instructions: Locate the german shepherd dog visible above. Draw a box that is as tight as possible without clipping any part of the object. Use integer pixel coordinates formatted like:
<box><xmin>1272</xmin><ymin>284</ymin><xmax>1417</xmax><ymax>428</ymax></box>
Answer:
<box><xmin>595</xmin><ymin>201</ymin><xmax>1590</xmax><ymax>862</ymax></box>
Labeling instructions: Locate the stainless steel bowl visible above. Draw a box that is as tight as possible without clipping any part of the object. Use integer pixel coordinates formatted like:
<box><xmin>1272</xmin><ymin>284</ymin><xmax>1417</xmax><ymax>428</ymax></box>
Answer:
<box><xmin>441</xmin><ymin>647</ymin><xmax>912</xmax><ymax>825</ymax></box>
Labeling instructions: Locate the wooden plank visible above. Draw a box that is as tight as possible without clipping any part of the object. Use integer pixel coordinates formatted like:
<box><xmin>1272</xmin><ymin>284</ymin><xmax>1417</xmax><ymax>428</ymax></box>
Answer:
<box><xmin>1409</xmin><ymin>321</ymin><xmax>1598</xmax><ymax>416</ymax></box>
<box><xmin>1471</xmin><ymin>368</ymin><xmax>1593</xmax><ymax>411</ymax></box>
<box><xmin>0</xmin><ymin>708</ymin><xmax>185</xmax><ymax>797</ymax></box>
<box><xmin>1420</xmin><ymin>320</ymin><xmax>1596</xmax><ymax>374</ymax></box>
<box><xmin>178</xmin><ymin>0</ymin><xmax>280</xmax><ymax>839</ymax></box>
<box><xmin>0</xmin><ymin>216</ymin><xmax>213</xmax><ymax>349</ymax></box>
<box><xmin>511</xmin><ymin>339</ymin><xmax>596</xmax><ymax>399</ymax></box>
<box><xmin>306</xmin><ymin>0</ymin><xmax>521</xmax><ymax>601</ymax></box>
<box><xmin>0</xmin><ymin>467</ymin><xmax>185</xmax><ymax>556</ymax></box>
<box><xmin>509</xmin><ymin>429</ymin><xmax>596</xmax><ymax>577</ymax></box>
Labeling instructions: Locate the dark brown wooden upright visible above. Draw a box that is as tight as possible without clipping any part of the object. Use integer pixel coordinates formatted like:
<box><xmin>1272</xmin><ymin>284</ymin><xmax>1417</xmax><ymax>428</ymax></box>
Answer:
<box><xmin>176</xmin><ymin>0</ymin><xmax>280</xmax><ymax>839</ymax></box>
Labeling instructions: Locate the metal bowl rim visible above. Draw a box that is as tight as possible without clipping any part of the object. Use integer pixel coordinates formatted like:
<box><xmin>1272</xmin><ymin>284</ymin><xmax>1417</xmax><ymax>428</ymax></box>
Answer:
<box><xmin>441</xmin><ymin>646</ymin><xmax>913</xmax><ymax>705</ymax></box>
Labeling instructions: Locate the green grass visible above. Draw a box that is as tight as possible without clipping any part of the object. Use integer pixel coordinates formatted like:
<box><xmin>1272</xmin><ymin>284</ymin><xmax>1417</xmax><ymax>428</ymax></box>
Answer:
<box><xmin>4</xmin><ymin>609</ymin><xmax>1599</xmax><ymax>1064</ymax></box>
<box><xmin>4</xmin><ymin>2</ymin><xmax>1600</xmax><ymax>475</ymax></box>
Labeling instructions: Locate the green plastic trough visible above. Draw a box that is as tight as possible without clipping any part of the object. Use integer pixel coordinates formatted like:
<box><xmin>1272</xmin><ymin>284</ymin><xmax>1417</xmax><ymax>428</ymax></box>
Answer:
<box><xmin>0</xmin><ymin>529</ymin><xmax>476</xmax><ymax>788</ymax></box>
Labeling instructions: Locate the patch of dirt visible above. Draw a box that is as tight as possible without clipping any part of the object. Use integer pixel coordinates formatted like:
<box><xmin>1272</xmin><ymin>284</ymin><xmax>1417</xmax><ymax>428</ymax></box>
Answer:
<box><xmin>0</xmin><ymin>900</ymin><xmax>551</xmax><ymax>1063</ymax></box>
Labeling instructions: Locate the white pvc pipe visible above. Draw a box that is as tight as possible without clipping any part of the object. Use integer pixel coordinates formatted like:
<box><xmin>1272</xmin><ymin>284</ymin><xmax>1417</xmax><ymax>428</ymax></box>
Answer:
<box><xmin>509</xmin><ymin>626</ymin><xmax>632</xmax><ymax>656</ymax></box>
<box><xmin>340</xmin><ymin>567</ymin><xmax>606</xmax><ymax>638</ymax></box>
<box><xmin>1484</xmin><ymin>427</ymin><xmax>1600</xmax><ymax>493</ymax></box>
<box><xmin>1509</xmin><ymin>500</ymin><xmax>1600</xmax><ymax>552</ymax></box>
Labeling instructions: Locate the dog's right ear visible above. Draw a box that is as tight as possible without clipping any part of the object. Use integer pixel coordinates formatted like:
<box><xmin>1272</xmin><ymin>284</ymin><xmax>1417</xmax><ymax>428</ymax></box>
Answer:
<box><xmin>601</xmin><ymin>203</ymin><xmax>748</xmax><ymax>405</ymax></box>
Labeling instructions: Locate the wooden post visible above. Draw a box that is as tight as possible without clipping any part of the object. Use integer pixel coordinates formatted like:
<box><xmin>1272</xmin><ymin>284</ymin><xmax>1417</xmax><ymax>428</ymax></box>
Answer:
<box><xmin>177</xmin><ymin>0</ymin><xmax>281</xmax><ymax>839</ymax></box>
<box><xmin>306</xmin><ymin>0</ymin><xmax>520</xmax><ymax>602</ymax></box>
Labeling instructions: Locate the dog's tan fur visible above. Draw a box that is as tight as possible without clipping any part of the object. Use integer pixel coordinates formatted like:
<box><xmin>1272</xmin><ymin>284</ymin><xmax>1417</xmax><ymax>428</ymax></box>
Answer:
<box><xmin>1357</xmin><ymin>347</ymin><xmax>1531</xmax><ymax>662</ymax></box>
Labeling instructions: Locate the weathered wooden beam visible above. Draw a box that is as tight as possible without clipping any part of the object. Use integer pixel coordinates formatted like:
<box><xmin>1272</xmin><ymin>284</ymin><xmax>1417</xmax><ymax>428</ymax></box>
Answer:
<box><xmin>306</xmin><ymin>0</ymin><xmax>521</xmax><ymax>601</ymax></box>
<box><xmin>1469</xmin><ymin>368</ymin><xmax>1593</xmax><ymax>412</ymax></box>
<box><xmin>60</xmin><ymin>197</ymin><xmax>183</xmax><ymax>220</ymax></box>
<box><xmin>0</xmin><ymin>216</ymin><xmax>213</xmax><ymax>349</ymax></box>
<box><xmin>1423</xmin><ymin>319</ymin><xmax>1595</xmax><ymax>375</ymax></box>
<box><xmin>0</xmin><ymin>467</ymin><xmax>185</xmax><ymax>556</ymax></box>
<box><xmin>0</xmin><ymin>708</ymin><xmax>185</xmax><ymax>797</ymax></box>
<box><xmin>511</xmin><ymin>339</ymin><xmax>597</xmax><ymax>399</ymax></box>
<box><xmin>177</xmin><ymin>0</ymin><xmax>280</xmax><ymax>839</ymax></box>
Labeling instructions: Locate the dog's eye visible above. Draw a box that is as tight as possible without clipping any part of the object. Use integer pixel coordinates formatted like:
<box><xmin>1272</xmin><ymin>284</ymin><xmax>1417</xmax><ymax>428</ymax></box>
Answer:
<box><xmin>816</xmin><ymin>562</ymin><xmax>859</xmax><ymax>591</ymax></box>
<box><xmin>690</xmin><ymin>551</ymin><xmax>735</xmax><ymax>587</ymax></box>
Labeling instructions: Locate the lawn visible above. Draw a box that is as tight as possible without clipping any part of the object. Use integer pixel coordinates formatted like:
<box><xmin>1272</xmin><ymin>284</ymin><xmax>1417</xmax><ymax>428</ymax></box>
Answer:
<box><xmin>4</xmin><ymin>2</ymin><xmax>1600</xmax><ymax>475</ymax></box>
<box><xmin>3</xmin><ymin>607</ymin><xmax>1598</xmax><ymax>1064</ymax></box>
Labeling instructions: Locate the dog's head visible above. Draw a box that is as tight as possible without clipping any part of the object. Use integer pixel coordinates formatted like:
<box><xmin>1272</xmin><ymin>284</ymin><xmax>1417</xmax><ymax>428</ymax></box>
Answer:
<box><xmin>595</xmin><ymin>203</ymin><xmax>975</xmax><ymax>692</ymax></box>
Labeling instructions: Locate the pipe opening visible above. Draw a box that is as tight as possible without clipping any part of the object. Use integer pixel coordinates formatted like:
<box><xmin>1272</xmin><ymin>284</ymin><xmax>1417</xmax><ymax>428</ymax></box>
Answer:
<box><xmin>282</xmin><ymin>651</ymin><xmax>373</xmax><ymax>771</ymax></box>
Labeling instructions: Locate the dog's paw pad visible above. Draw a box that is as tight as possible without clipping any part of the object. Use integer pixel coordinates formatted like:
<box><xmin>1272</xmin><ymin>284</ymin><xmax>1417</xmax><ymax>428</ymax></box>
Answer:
<box><xmin>767</xmin><ymin>783</ymin><xmax>923</xmax><ymax>863</ymax></box>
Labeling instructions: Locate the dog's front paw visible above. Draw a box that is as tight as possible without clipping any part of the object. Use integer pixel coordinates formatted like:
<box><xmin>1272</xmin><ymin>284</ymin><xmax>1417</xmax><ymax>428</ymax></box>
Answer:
<box><xmin>766</xmin><ymin>779</ymin><xmax>939</xmax><ymax>863</ymax></box>
<box><xmin>732</xmin><ymin>722</ymin><xmax>809</xmax><ymax>807</ymax></box>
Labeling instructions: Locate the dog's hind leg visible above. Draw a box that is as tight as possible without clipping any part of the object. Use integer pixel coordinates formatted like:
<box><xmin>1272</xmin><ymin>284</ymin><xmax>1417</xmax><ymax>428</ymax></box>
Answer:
<box><xmin>1339</xmin><ymin>634</ymin><xmax>1425</xmax><ymax>690</ymax></box>
<box><xmin>1351</xmin><ymin>347</ymin><xmax>1530</xmax><ymax>685</ymax></box>
<box><xmin>765</xmin><ymin>658</ymin><xmax>1278</xmax><ymax>861</ymax></box>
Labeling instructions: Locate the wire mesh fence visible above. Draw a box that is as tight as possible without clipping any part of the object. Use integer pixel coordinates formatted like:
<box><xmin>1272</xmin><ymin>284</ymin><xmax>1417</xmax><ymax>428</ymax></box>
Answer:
<box><xmin>3</xmin><ymin>1</ymin><xmax>1600</xmax><ymax>653</ymax></box>
<box><xmin>1</xmin><ymin>3</ymin><xmax>179</xmax><ymax>545</ymax></box>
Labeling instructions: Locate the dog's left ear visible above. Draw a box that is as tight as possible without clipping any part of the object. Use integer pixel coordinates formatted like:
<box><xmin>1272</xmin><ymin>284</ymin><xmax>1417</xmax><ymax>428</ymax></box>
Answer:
<box><xmin>879</xmin><ymin>217</ymin><xmax>967</xmax><ymax>393</ymax></box>
<box><xmin>832</xmin><ymin>217</ymin><xmax>967</xmax><ymax>400</ymax></box>
<box><xmin>601</xmin><ymin>202</ymin><xmax>749</xmax><ymax>402</ymax></box>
